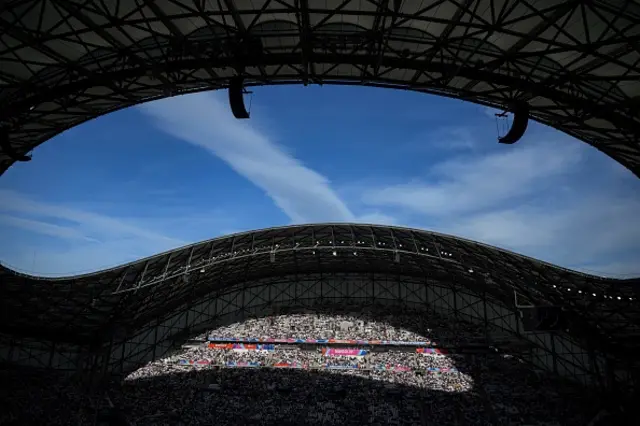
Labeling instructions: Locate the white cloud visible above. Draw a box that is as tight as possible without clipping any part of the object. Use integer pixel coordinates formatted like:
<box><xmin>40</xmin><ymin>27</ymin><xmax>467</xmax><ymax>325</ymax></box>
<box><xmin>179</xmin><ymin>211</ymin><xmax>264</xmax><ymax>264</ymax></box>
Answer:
<box><xmin>355</xmin><ymin>212</ymin><xmax>398</xmax><ymax>226</ymax></box>
<box><xmin>431</xmin><ymin>127</ymin><xmax>477</xmax><ymax>151</ymax></box>
<box><xmin>359</xmin><ymin>133</ymin><xmax>640</xmax><ymax>277</ymax></box>
<box><xmin>0</xmin><ymin>189</ymin><xmax>182</xmax><ymax>245</ymax></box>
<box><xmin>438</xmin><ymin>195</ymin><xmax>640</xmax><ymax>268</ymax></box>
<box><xmin>363</xmin><ymin>139</ymin><xmax>582</xmax><ymax>216</ymax></box>
<box><xmin>0</xmin><ymin>189</ymin><xmax>201</xmax><ymax>275</ymax></box>
<box><xmin>140</xmin><ymin>93</ymin><xmax>355</xmax><ymax>224</ymax></box>
<box><xmin>0</xmin><ymin>214</ymin><xmax>98</xmax><ymax>242</ymax></box>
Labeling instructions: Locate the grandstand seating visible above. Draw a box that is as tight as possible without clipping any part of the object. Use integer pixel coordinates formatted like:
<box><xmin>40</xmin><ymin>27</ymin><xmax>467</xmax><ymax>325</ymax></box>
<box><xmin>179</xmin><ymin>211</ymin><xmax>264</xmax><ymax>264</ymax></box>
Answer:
<box><xmin>1</xmin><ymin>306</ymin><xmax>598</xmax><ymax>426</ymax></box>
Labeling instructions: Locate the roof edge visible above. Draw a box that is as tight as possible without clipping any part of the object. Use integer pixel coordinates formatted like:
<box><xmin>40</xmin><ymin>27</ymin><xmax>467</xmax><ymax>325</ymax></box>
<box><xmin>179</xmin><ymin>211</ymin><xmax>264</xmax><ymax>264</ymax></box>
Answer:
<box><xmin>1</xmin><ymin>223</ymin><xmax>638</xmax><ymax>282</ymax></box>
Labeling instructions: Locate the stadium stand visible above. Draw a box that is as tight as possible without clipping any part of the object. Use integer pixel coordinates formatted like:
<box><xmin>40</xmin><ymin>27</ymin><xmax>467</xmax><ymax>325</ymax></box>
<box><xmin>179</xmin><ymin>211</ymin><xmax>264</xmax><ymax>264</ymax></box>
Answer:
<box><xmin>1</xmin><ymin>224</ymin><xmax>639</xmax><ymax>424</ymax></box>
<box><xmin>0</xmin><ymin>305</ymin><xmax>606</xmax><ymax>425</ymax></box>
<box><xmin>2</xmin><ymin>0</ymin><xmax>640</xmax><ymax>424</ymax></box>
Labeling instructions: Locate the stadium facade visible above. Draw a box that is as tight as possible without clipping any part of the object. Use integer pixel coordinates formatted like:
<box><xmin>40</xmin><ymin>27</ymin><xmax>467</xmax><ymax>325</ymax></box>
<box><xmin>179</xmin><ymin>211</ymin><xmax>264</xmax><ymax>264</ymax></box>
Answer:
<box><xmin>1</xmin><ymin>224</ymin><xmax>639</xmax><ymax>397</ymax></box>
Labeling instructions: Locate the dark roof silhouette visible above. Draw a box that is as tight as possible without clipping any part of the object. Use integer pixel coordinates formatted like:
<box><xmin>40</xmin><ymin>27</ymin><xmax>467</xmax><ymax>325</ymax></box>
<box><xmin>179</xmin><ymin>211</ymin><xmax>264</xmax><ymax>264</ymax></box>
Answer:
<box><xmin>0</xmin><ymin>0</ymin><xmax>639</xmax><ymax>176</ymax></box>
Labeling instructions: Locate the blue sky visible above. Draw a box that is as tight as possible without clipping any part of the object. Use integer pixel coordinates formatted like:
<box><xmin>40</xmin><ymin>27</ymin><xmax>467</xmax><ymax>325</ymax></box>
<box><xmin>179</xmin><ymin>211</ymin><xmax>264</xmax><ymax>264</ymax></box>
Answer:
<box><xmin>1</xmin><ymin>85</ymin><xmax>639</xmax><ymax>277</ymax></box>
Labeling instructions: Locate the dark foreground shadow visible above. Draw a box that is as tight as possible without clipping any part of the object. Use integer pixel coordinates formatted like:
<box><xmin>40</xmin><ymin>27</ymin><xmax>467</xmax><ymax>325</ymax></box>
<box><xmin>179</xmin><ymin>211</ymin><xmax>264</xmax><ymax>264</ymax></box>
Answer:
<box><xmin>112</xmin><ymin>364</ymin><xmax>597</xmax><ymax>426</ymax></box>
<box><xmin>1</xmin><ymin>350</ymin><xmax>599</xmax><ymax>426</ymax></box>
<box><xmin>0</xmin><ymin>303</ymin><xmax>615</xmax><ymax>426</ymax></box>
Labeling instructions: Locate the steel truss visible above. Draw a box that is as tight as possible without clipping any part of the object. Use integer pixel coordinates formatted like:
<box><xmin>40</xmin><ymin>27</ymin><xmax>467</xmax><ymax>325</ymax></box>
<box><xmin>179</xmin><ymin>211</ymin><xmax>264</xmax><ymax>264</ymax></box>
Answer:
<box><xmin>1</xmin><ymin>224</ymin><xmax>639</xmax><ymax>395</ymax></box>
<box><xmin>0</xmin><ymin>273</ymin><xmax>622</xmax><ymax>391</ymax></box>
<box><xmin>0</xmin><ymin>0</ymin><xmax>640</xmax><ymax>176</ymax></box>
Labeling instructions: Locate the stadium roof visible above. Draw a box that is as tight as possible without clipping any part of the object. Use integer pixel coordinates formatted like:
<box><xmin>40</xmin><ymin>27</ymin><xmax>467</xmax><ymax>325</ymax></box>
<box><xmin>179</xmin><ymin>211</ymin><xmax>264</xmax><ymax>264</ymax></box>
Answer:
<box><xmin>1</xmin><ymin>224</ymin><xmax>639</xmax><ymax>360</ymax></box>
<box><xmin>1</xmin><ymin>0</ymin><xmax>640</xmax><ymax>176</ymax></box>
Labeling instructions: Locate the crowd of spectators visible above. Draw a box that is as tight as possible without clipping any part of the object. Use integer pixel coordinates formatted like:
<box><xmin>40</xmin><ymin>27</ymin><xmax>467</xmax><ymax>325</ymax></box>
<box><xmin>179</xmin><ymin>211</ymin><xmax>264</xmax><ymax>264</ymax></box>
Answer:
<box><xmin>197</xmin><ymin>304</ymin><xmax>484</xmax><ymax>344</ymax></box>
<box><xmin>0</xmin><ymin>368</ymin><xmax>93</xmax><ymax>426</ymax></box>
<box><xmin>2</xmin><ymin>304</ymin><xmax>597</xmax><ymax>425</ymax></box>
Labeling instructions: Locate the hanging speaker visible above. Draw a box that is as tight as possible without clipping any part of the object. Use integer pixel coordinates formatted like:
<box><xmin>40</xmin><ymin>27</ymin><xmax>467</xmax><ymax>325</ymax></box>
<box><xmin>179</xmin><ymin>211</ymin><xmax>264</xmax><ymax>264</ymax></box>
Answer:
<box><xmin>498</xmin><ymin>102</ymin><xmax>529</xmax><ymax>145</ymax></box>
<box><xmin>229</xmin><ymin>76</ymin><xmax>250</xmax><ymax>119</ymax></box>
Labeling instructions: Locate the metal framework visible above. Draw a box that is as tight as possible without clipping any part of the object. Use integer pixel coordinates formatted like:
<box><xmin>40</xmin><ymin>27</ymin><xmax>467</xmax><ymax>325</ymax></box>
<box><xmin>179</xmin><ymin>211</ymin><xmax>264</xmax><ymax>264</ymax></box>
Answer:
<box><xmin>0</xmin><ymin>0</ymin><xmax>640</xmax><ymax>176</ymax></box>
<box><xmin>0</xmin><ymin>223</ymin><xmax>639</xmax><ymax>394</ymax></box>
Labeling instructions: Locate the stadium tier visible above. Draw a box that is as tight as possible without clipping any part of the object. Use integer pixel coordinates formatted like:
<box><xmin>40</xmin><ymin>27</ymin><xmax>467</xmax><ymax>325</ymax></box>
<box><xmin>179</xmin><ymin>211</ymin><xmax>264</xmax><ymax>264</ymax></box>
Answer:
<box><xmin>0</xmin><ymin>306</ymin><xmax>609</xmax><ymax>425</ymax></box>
<box><xmin>1</xmin><ymin>225</ymin><xmax>639</xmax><ymax>394</ymax></box>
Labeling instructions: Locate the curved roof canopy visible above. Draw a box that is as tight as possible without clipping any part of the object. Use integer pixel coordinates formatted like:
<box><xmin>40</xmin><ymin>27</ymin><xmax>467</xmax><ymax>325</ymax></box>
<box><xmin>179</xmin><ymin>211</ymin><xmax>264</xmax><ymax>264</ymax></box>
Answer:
<box><xmin>1</xmin><ymin>224</ymin><xmax>639</xmax><ymax>359</ymax></box>
<box><xmin>0</xmin><ymin>0</ymin><xmax>639</xmax><ymax>175</ymax></box>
